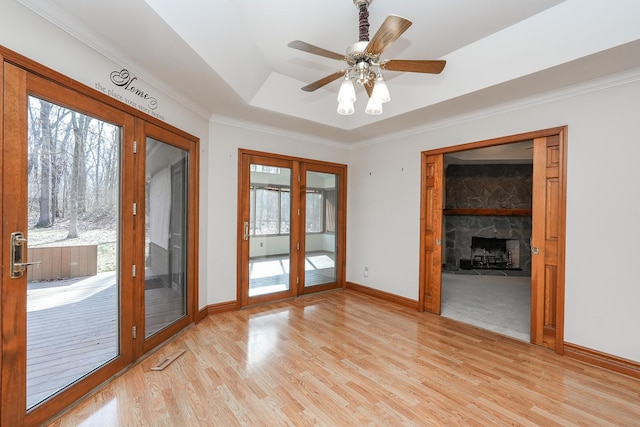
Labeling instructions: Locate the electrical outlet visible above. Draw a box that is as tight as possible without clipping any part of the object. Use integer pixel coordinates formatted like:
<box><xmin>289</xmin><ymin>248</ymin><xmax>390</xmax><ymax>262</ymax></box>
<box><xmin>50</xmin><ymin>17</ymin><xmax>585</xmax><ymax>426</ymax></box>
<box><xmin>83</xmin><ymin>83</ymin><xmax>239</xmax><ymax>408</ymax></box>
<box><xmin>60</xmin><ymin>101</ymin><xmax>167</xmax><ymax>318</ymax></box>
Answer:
<box><xmin>363</xmin><ymin>267</ymin><xmax>368</xmax><ymax>277</ymax></box>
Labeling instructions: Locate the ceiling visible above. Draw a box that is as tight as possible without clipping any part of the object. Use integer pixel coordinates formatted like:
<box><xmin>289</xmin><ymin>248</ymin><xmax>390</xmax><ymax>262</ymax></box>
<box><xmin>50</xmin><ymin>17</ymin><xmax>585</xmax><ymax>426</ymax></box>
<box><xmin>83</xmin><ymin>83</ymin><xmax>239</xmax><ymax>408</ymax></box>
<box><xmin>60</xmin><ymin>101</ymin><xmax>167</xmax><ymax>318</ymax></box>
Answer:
<box><xmin>16</xmin><ymin>0</ymin><xmax>640</xmax><ymax>145</ymax></box>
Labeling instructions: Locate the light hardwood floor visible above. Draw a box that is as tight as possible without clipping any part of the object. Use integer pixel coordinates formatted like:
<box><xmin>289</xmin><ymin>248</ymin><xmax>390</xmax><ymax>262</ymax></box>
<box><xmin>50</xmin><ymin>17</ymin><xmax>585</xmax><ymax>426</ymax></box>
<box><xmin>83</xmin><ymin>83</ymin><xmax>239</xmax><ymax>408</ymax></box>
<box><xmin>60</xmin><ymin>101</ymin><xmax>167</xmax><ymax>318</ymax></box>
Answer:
<box><xmin>48</xmin><ymin>290</ymin><xmax>640</xmax><ymax>426</ymax></box>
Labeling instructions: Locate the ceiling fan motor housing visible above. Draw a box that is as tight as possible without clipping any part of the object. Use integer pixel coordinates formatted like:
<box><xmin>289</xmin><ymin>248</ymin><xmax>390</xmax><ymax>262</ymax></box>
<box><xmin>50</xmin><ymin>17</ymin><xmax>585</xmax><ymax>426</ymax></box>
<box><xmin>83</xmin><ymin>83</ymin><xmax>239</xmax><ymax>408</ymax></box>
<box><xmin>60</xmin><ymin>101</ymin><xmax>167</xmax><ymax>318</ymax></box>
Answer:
<box><xmin>346</xmin><ymin>41</ymin><xmax>380</xmax><ymax>64</ymax></box>
<box><xmin>346</xmin><ymin>41</ymin><xmax>378</xmax><ymax>85</ymax></box>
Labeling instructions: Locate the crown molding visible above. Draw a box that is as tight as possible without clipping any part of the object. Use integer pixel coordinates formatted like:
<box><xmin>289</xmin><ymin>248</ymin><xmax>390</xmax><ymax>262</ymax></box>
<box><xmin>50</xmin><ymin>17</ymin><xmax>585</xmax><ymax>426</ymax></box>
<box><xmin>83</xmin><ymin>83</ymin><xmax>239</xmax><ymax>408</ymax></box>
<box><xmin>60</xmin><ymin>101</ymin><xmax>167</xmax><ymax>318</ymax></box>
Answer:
<box><xmin>350</xmin><ymin>67</ymin><xmax>640</xmax><ymax>150</ymax></box>
<box><xmin>209</xmin><ymin>114</ymin><xmax>350</xmax><ymax>150</ymax></box>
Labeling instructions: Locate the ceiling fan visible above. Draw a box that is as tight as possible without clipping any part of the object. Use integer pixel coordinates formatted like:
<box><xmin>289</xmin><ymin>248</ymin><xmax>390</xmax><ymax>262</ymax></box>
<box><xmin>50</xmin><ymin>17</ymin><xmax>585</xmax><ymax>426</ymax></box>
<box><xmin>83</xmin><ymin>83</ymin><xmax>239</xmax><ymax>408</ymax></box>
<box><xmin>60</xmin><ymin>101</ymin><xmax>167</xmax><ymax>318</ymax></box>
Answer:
<box><xmin>288</xmin><ymin>0</ymin><xmax>446</xmax><ymax>115</ymax></box>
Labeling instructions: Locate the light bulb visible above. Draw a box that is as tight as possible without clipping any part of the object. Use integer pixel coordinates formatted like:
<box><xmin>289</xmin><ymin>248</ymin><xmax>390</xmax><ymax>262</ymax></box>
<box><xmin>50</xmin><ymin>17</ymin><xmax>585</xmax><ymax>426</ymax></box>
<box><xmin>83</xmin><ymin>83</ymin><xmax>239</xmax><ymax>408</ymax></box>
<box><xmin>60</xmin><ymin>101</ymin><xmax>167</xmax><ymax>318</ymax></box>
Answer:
<box><xmin>372</xmin><ymin>74</ymin><xmax>390</xmax><ymax>103</ymax></box>
<box><xmin>337</xmin><ymin>100</ymin><xmax>355</xmax><ymax>115</ymax></box>
<box><xmin>337</xmin><ymin>77</ymin><xmax>356</xmax><ymax>103</ymax></box>
<box><xmin>365</xmin><ymin>97</ymin><xmax>383</xmax><ymax>115</ymax></box>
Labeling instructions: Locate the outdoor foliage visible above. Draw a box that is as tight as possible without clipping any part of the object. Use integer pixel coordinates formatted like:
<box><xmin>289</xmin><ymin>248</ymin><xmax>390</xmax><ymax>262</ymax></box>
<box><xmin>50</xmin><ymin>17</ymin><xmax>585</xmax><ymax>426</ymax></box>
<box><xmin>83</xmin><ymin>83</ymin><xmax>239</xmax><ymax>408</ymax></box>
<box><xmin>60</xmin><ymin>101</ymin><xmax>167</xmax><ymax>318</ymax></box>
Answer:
<box><xmin>27</xmin><ymin>96</ymin><xmax>120</xmax><ymax>271</ymax></box>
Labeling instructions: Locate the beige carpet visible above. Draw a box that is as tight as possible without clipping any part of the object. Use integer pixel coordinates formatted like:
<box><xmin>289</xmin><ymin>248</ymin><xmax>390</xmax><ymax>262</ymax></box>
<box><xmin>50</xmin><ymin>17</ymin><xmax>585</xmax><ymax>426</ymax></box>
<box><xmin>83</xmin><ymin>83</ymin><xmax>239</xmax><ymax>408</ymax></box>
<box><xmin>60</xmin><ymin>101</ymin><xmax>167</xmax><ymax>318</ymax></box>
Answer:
<box><xmin>441</xmin><ymin>272</ymin><xmax>531</xmax><ymax>341</ymax></box>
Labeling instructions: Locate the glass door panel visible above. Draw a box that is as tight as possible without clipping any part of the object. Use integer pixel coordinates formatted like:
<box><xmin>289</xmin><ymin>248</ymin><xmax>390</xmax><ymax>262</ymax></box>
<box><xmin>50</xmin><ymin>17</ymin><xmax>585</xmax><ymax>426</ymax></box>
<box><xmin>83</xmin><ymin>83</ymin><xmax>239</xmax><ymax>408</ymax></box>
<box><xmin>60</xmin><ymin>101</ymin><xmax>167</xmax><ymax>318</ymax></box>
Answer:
<box><xmin>248</xmin><ymin>164</ymin><xmax>292</xmax><ymax>297</ymax></box>
<box><xmin>304</xmin><ymin>171</ymin><xmax>338</xmax><ymax>287</ymax></box>
<box><xmin>26</xmin><ymin>96</ymin><xmax>121</xmax><ymax>409</ymax></box>
<box><xmin>144</xmin><ymin>137</ymin><xmax>188</xmax><ymax>338</ymax></box>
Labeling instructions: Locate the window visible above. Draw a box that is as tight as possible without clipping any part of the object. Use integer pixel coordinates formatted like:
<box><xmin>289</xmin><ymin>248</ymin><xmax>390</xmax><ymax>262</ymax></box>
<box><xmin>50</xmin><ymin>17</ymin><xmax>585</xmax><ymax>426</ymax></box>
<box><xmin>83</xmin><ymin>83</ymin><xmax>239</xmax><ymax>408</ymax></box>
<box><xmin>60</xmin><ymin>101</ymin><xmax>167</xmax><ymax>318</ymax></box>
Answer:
<box><xmin>306</xmin><ymin>190</ymin><xmax>323</xmax><ymax>233</ymax></box>
<box><xmin>250</xmin><ymin>186</ymin><xmax>290</xmax><ymax>235</ymax></box>
<box><xmin>249</xmin><ymin>186</ymin><xmax>332</xmax><ymax>236</ymax></box>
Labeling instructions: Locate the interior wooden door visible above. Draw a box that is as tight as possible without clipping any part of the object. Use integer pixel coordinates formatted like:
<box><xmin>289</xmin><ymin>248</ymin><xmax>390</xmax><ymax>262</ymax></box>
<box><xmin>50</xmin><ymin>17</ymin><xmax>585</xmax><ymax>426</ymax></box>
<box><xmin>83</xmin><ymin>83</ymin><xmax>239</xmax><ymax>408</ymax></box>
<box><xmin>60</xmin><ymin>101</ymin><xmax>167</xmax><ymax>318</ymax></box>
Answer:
<box><xmin>237</xmin><ymin>150</ymin><xmax>346</xmax><ymax>308</ymax></box>
<box><xmin>531</xmin><ymin>133</ymin><xmax>566</xmax><ymax>352</ymax></box>
<box><xmin>299</xmin><ymin>162</ymin><xmax>346</xmax><ymax>295</ymax></box>
<box><xmin>1</xmin><ymin>62</ymin><xmax>136</xmax><ymax>426</ymax></box>
<box><xmin>136</xmin><ymin>122</ymin><xmax>198</xmax><ymax>355</ymax></box>
<box><xmin>238</xmin><ymin>153</ymin><xmax>299</xmax><ymax>307</ymax></box>
<box><xmin>419</xmin><ymin>153</ymin><xmax>443</xmax><ymax>314</ymax></box>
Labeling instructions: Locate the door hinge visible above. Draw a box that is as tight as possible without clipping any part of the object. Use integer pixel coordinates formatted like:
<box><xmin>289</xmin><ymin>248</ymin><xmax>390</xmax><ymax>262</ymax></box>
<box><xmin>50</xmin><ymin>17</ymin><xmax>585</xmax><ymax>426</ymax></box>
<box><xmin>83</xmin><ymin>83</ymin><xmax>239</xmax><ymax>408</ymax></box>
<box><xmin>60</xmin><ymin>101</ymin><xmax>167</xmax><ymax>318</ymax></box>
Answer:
<box><xmin>297</xmin><ymin>242</ymin><xmax>300</xmax><ymax>251</ymax></box>
<box><xmin>297</xmin><ymin>208</ymin><xmax>300</xmax><ymax>217</ymax></box>
<box><xmin>132</xmin><ymin>326</ymin><xmax>137</xmax><ymax>339</ymax></box>
<box><xmin>132</xmin><ymin>264</ymin><xmax>137</xmax><ymax>277</ymax></box>
<box><xmin>133</xmin><ymin>140</ymin><xmax>137</xmax><ymax>153</ymax></box>
<box><xmin>133</xmin><ymin>202</ymin><xmax>137</xmax><ymax>216</ymax></box>
<box><xmin>296</xmin><ymin>276</ymin><xmax>300</xmax><ymax>284</ymax></box>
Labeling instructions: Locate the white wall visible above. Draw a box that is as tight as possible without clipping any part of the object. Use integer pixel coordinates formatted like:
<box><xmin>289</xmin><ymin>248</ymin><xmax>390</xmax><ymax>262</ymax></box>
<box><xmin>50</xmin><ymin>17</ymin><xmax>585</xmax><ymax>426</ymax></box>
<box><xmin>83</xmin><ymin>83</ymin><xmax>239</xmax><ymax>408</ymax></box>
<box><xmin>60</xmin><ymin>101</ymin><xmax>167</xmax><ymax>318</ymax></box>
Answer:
<box><xmin>248</xmin><ymin>234</ymin><xmax>333</xmax><ymax>258</ymax></box>
<box><xmin>347</xmin><ymin>73</ymin><xmax>640</xmax><ymax>363</ymax></box>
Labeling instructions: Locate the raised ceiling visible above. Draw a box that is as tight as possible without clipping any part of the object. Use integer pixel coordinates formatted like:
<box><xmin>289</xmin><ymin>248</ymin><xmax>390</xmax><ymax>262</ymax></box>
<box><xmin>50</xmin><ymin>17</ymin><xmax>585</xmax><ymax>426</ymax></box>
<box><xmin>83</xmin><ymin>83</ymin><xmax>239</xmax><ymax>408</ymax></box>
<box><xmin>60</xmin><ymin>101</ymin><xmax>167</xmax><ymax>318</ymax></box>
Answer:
<box><xmin>16</xmin><ymin>0</ymin><xmax>640</xmax><ymax>144</ymax></box>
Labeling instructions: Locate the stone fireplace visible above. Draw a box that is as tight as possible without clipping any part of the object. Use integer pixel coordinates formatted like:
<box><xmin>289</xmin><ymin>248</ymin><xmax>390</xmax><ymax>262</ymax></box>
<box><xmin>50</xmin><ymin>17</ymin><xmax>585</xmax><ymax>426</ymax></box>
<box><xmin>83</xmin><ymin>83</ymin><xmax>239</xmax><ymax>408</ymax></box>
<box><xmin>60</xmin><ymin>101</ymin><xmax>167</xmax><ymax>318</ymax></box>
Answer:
<box><xmin>444</xmin><ymin>164</ymin><xmax>532</xmax><ymax>275</ymax></box>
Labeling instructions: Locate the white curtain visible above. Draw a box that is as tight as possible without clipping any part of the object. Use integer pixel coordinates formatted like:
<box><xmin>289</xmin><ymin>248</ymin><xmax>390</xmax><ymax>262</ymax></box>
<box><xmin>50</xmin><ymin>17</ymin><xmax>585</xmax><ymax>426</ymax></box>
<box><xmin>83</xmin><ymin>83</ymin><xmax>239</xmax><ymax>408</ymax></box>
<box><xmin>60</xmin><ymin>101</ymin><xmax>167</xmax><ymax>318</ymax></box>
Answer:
<box><xmin>150</xmin><ymin>167</ymin><xmax>171</xmax><ymax>250</ymax></box>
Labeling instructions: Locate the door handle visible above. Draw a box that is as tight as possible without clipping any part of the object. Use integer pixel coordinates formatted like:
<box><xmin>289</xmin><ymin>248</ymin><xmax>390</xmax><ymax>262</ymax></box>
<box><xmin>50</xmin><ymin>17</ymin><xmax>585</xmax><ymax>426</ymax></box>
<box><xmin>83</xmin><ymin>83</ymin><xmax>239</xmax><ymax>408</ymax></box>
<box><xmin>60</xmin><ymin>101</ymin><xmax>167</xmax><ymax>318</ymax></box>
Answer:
<box><xmin>531</xmin><ymin>247</ymin><xmax>540</xmax><ymax>255</ymax></box>
<box><xmin>243</xmin><ymin>221</ymin><xmax>249</xmax><ymax>241</ymax></box>
<box><xmin>10</xmin><ymin>232</ymin><xmax>41</xmax><ymax>278</ymax></box>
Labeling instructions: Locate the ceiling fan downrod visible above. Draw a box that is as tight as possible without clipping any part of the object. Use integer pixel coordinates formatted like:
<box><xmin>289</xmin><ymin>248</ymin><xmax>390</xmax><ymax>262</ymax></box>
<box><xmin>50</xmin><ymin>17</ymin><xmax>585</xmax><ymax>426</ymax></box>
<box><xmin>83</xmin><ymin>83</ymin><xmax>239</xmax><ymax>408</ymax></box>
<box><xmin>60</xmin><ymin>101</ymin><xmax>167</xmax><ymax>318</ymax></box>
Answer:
<box><xmin>355</xmin><ymin>0</ymin><xmax>371</xmax><ymax>41</ymax></box>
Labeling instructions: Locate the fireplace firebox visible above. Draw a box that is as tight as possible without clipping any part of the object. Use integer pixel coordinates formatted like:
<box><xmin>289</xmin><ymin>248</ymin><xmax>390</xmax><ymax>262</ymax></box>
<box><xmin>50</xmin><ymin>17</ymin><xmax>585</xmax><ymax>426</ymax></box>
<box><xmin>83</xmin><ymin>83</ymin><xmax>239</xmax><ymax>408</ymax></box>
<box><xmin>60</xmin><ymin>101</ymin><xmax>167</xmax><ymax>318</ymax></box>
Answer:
<box><xmin>462</xmin><ymin>236</ymin><xmax>521</xmax><ymax>270</ymax></box>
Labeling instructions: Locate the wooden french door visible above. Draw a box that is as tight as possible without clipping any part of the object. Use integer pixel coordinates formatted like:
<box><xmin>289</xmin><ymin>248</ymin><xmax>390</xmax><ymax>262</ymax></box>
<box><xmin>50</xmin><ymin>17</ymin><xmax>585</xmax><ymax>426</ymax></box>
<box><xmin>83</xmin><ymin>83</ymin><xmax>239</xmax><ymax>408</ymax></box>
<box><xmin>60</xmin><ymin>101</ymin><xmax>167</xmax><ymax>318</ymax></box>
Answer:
<box><xmin>135</xmin><ymin>122</ymin><xmax>198</xmax><ymax>355</ymax></box>
<box><xmin>1</xmin><ymin>55</ymin><xmax>198</xmax><ymax>425</ymax></box>
<box><xmin>419</xmin><ymin>128</ymin><xmax>567</xmax><ymax>353</ymax></box>
<box><xmin>1</xmin><ymin>62</ymin><xmax>136</xmax><ymax>425</ymax></box>
<box><xmin>237</xmin><ymin>150</ymin><xmax>346</xmax><ymax>308</ymax></box>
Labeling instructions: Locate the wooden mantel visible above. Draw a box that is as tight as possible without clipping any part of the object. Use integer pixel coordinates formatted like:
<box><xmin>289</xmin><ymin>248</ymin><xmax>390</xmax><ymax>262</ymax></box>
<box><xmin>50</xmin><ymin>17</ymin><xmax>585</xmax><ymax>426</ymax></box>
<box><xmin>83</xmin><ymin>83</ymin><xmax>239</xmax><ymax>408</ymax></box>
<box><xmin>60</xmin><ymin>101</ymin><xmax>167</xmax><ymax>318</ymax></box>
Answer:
<box><xmin>443</xmin><ymin>208</ymin><xmax>532</xmax><ymax>216</ymax></box>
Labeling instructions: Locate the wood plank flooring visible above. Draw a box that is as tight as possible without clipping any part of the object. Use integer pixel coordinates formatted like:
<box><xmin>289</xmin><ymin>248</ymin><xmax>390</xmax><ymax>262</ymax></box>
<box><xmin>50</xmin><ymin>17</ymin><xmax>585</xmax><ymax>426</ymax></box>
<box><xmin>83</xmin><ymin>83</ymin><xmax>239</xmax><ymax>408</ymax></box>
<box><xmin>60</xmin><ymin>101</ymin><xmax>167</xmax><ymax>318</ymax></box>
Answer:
<box><xmin>48</xmin><ymin>290</ymin><xmax>640</xmax><ymax>426</ymax></box>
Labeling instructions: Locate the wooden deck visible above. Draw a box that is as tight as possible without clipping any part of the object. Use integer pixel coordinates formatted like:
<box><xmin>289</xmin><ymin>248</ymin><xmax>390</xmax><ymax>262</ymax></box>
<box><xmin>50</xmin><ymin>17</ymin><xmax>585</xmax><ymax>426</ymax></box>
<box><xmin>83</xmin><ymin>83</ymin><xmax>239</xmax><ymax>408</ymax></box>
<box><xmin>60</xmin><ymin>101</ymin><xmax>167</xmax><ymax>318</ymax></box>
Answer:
<box><xmin>27</xmin><ymin>273</ymin><xmax>184</xmax><ymax>409</ymax></box>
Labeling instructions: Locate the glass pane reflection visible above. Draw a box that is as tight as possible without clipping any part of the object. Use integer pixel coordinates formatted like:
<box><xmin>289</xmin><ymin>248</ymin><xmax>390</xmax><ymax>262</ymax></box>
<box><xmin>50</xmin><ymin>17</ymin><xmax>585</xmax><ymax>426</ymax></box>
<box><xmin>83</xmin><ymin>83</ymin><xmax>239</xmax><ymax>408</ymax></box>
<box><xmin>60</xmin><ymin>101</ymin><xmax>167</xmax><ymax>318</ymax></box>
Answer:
<box><xmin>305</xmin><ymin>171</ymin><xmax>337</xmax><ymax>287</ymax></box>
<box><xmin>145</xmin><ymin>137</ymin><xmax>188</xmax><ymax>337</ymax></box>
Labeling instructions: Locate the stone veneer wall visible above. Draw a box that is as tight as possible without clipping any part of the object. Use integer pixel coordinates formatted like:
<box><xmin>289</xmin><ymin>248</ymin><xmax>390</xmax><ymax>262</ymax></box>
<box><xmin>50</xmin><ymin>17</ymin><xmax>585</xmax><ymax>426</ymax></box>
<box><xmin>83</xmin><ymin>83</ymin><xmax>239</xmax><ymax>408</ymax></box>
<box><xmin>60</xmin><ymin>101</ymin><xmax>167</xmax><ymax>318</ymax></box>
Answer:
<box><xmin>444</xmin><ymin>164</ymin><xmax>533</xmax><ymax>274</ymax></box>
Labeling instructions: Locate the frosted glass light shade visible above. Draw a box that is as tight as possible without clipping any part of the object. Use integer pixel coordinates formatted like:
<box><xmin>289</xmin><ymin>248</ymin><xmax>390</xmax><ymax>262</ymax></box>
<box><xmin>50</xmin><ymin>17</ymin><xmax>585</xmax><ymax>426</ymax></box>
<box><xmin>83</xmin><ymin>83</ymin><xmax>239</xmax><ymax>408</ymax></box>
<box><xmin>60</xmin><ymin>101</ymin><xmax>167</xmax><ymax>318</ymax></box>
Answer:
<box><xmin>337</xmin><ymin>100</ymin><xmax>355</xmax><ymax>115</ymax></box>
<box><xmin>365</xmin><ymin>97</ymin><xmax>383</xmax><ymax>115</ymax></box>
<box><xmin>372</xmin><ymin>77</ymin><xmax>390</xmax><ymax>103</ymax></box>
<box><xmin>337</xmin><ymin>78</ymin><xmax>356</xmax><ymax>103</ymax></box>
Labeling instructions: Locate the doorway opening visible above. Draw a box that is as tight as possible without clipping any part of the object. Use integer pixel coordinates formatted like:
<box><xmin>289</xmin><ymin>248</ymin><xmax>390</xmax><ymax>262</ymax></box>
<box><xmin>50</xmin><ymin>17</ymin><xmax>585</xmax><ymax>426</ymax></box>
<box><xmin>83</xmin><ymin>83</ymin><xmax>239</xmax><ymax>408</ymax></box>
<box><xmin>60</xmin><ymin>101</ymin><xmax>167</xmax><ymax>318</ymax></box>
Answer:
<box><xmin>419</xmin><ymin>127</ymin><xmax>567</xmax><ymax>353</ymax></box>
<box><xmin>440</xmin><ymin>142</ymin><xmax>533</xmax><ymax>341</ymax></box>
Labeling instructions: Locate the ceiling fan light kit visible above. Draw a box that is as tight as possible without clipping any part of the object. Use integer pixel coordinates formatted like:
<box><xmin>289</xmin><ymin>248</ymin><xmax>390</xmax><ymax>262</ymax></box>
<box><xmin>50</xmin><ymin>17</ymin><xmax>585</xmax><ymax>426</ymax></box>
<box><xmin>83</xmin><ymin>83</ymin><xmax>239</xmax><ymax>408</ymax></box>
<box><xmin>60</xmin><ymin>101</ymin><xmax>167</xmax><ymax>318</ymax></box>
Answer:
<box><xmin>288</xmin><ymin>0</ymin><xmax>445</xmax><ymax>116</ymax></box>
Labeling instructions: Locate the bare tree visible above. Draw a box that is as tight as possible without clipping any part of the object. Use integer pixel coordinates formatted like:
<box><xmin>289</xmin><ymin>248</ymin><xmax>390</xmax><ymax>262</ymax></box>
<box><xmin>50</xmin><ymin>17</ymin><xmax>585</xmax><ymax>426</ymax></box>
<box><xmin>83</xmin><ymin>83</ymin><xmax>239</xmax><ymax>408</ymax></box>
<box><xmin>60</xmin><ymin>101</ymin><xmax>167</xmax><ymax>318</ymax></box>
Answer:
<box><xmin>35</xmin><ymin>101</ymin><xmax>52</xmax><ymax>228</ymax></box>
<box><xmin>67</xmin><ymin>112</ymin><xmax>91</xmax><ymax>239</ymax></box>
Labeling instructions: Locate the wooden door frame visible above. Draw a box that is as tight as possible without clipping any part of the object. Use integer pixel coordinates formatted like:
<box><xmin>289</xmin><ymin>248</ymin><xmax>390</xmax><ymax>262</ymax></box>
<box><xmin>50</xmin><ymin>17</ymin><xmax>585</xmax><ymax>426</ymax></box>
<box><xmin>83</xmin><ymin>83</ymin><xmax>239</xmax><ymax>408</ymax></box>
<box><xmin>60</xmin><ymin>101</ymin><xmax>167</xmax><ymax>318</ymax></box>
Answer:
<box><xmin>419</xmin><ymin>126</ymin><xmax>567</xmax><ymax>354</ymax></box>
<box><xmin>236</xmin><ymin>149</ymin><xmax>347</xmax><ymax>309</ymax></box>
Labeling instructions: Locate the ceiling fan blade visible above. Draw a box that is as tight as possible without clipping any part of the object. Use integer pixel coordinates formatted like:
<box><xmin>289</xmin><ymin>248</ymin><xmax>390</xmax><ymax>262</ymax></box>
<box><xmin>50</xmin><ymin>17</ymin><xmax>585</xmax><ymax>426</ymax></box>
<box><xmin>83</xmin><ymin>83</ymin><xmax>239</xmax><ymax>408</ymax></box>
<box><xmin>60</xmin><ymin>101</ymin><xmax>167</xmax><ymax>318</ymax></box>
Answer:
<box><xmin>301</xmin><ymin>71</ymin><xmax>346</xmax><ymax>92</ymax></box>
<box><xmin>382</xmin><ymin>59</ymin><xmax>446</xmax><ymax>74</ymax></box>
<box><xmin>288</xmin><ymin>40</ymin><xmax>345</xmax><ymax>61</ymax></box>
<box><xmin>366</xmin><ymin>15</ymin><xmax>412</xmax><ymax>57</ymax></box>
